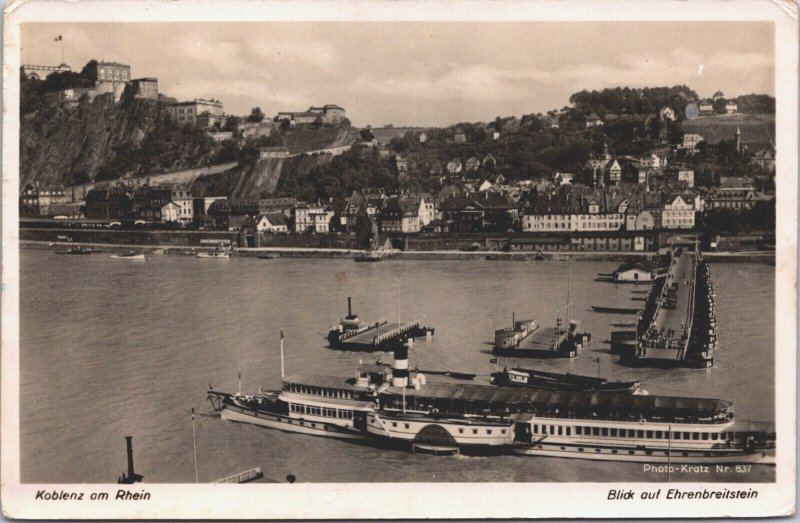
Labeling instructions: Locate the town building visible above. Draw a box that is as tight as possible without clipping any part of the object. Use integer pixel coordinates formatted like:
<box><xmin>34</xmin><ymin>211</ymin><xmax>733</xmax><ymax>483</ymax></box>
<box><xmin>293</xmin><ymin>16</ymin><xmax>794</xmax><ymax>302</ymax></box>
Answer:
<box><xmin>85</xmin><ymin>61</ymin><xmax>131</xmax><ymax>101</ymax></box>
<box><xmin>613</xmin><ymin>261</ymin><xmax>654</xmax><ymax>282</ymax></box>
<box><xmin>238</xmin><ymin>121</ymin><xmax>273</xmax><ymax>140</ymax></box>
<box><xmin>170</xmin><ymin>185</ymin><xmax>194</xmax><ymax>225</ymax></box>
<box><xmin>193</xmin><ymin>196</ymin><xmax>228</xmax><ymax>219</ymax></box>
<box><xmin>168</xmin><ymin>99</ymin><xmax>224</xmax><ymax>128</ymax></box>
<box><xmin>160</xmin><ymin>201</ymin><xmax>181</xmax><ymax>222</ymax></box>
<box><xmin>725</xmin><ymin>101</ymin><xmax>738</xmax><ymax>114</ymax></box>
<box><xmin>259</xmin><ymin>197</ymin><xmax>298</xmax><ymax>217</ymax></box>
<box><xmin>751</xmin><ymin>149</ymin><xmax>776</xmax><ymax>172</ymax></box>
<box><xmin>22</xmin><ymin>63</ymin><xmax>72</xmax><ymax>80</ymax></box>
<box><xmin>661</xmin><ymin>194</ymin><xmax>696</xmax><ymax>229</ymax></box>
<box><xmin>208</xmin><ymin>131</ymin><xmax>233</xmax><ymax>142</ymax></box>
<box><xmin>699</xmin><ymin>101</ymin><xmax>714</xmax><ymax>115</ymax></box>
<box><xmin>706</xmin><ymin>185</ymin><xmax>759</xmax><ymax>211</ymax></box>
<box><xmin>418</xmin><ymin>132</ymin><xmax>428</xmax><ymax>143</ymax></box>
<box><xmin>446</xmin><ymin>158</ymin><xmax>463</xmax><ymax>175</ymax></box>
<box><xmin>464</xmin><ymin>156</ymin><xmax>480</xmax><ymax>172</ymax></box>
<box><xmin>380</xmin><ymin>197</ymin><xmax>422</xmax><ymax>233</ymax></box>
<box><xmin>83</xmin><ymin>186</ymin><xmax>133</xmax><ymax>219</ymax></box>
<box><xmin>256</xmin><ymin>213</ymin><xmax>289</xmax><ymax>233</ymax></box>
<box><xmin>19</xmin><ymin>183</ymin><xmax>69</xmax><ymax>216</ymax></box>
<box><xmin>294</xmin><ymin>204</ymin><xmax>334</xmax><ymax>233</ymax></box>
<box><xmin>276</xmin><ymin>104</ymin><xmax>346</xmax><ymax>125</ymax></box>
<box><xmin>585</xmin><ymin>112</ymin><xmax>604</xmax><ymax>128</ymax></box>
<box><xmin>453</xmin><ymin>128</ymin><xmax>467</xmax><ymax>143</ymax></box>
<box><xmin>681</xmin><ymin>133</ymin><xmax>704</xmax><ymax>152</ymax></box>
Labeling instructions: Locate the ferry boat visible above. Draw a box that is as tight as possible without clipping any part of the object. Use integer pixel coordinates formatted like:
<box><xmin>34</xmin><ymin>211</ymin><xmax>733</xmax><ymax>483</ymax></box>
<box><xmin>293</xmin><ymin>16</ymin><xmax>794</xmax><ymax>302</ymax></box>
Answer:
<box><xmin>208</xmin><ymin>363</ymin><xmax>395</xmax><ymax>441</ymax></box>
<box><xmin>490</xmin><ymin>366</ymin><xmax>646</xmax><ymax>394</ymax></box>
<box><xmin>327</xmin><ymin>297</ymin><xmax>434</xmax><ymax>351</ymax></box>
<box><xmin>492</xmin><ymin>316</ymin><xmax>588</xmax><ymax>358</ymax></box>
<box><xmin>368</xmin><ymin>379</ymin><xmax>775</xmax><ymax>463</ymax></box>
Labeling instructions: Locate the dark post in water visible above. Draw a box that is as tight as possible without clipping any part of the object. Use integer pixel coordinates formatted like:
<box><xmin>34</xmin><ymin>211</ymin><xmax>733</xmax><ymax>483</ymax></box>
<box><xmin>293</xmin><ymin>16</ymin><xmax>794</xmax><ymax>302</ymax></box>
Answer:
<box><xmin>118</xmin><ymin>435</ymin><xmax>143</xmax><ymax>484</ymax></box>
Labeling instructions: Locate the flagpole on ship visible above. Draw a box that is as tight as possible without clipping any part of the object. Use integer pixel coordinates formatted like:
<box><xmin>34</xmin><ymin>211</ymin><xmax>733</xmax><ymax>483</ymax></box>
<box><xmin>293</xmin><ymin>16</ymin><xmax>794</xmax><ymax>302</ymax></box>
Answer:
<box><xmin>280</xmin><ymin>329</ymin><xmax>285</xmax><ymax>379</ymax></box>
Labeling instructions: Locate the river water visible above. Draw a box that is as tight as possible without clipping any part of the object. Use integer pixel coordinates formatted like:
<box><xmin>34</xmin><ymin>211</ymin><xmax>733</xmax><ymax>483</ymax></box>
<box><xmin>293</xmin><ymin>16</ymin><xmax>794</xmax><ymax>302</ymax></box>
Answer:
<box><xmin>20</xmin><ymin>250</ymin><xmax>775</xmax><ymax>483</ymax></box>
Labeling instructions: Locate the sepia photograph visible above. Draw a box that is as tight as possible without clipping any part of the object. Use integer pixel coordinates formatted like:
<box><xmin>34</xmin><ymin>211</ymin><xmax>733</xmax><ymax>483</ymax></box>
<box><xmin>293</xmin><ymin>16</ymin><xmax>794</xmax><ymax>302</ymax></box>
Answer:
<box><xmin>2</xmin><ymin>0</ymin><xmax>796</xmax><ymax>519</ymax></box>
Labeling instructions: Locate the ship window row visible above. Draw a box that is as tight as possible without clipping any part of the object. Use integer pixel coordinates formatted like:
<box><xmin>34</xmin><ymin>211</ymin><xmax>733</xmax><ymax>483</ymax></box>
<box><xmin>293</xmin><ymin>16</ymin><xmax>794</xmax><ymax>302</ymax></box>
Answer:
<box><xmin>289</xmin><ymin>403</ymin><xmax>352</xmax><ymax>419</ymax></box>
<box><xmin>570</xmin><ymin>426</ymin><xmax>726</xmax><ymax>440</ymax></box>
<box><xmin>532</xmin><ymin>424</ymin><xmax>572</xmax><ymax>436</ymax></box>
<box><xmin>456</xmin><ymin>428</ymin><xmax>507</xmax><ymax>435</ymax></box>
<box><xmin>286</xmin><ymin>383</ymin><xmax>356</xmax><ymax>400</ymax></box>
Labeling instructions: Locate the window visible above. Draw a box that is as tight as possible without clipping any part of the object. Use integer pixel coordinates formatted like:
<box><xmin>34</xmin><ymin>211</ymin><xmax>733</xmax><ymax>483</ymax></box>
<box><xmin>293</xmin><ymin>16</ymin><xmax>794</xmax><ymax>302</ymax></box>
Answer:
<box><xmin>550</xmin><ymin>426</ymin><xmax>555</xmax><ymax>435</ymax></box>
<box><xmin>637</xmin><ymin>430</ymin><xmax>644</xmax><ymax>438</ymax></box>
<box><xmin>404</xmin><ymin>424</ymin><xmax>410</xmax><ymax>429</ymax></box>
<box><xmin>557</xmin><ymin>427</ymin><xmax>562</xmax><ymax>436</ymax></box>
<box><xmin>576</xmin><ymin>427</ymin><xmax>582</xmax><ymax>436</ymax></box>
<box><xmin>487</xmin><ymin>430</ymin><xmax>493</xmax><ymax>435</ymax></box>
<box><xmin>593</xmin><ymin>427</ymin><xmax>600</xmax><ymax>436</ymax></box>
<box><xmin>646</xmin><ymin>430</ymin><xmax>653</xmax><ymax>439</ymax></box>
<box><xmin>533</xmin><ymin>425</ymin><xmax>539</xmax><ymax>434</ymax></box>
<box><xmin>392</xmin><ymin>422</ymin><xmax>397</xmax><ymax>428</ymax></box>
<box><xmin>683</xmin><ymin>432</ymin><xmax>690</xmax><ymax>440</ymax></box>
<box><xmin>473</xmin><ymin>429</ymin><xmax>478</xmax><ymax>435</ymax></box>
<box><xmin>501</xmin><ymin>429</ymin><xmax>507</xmax><ymax>435</ymax></box>
<box><xmin>711</xmin><ymin>433</ymin><xmax>718</xmax><ymax>441</ymax></box>
<box><xmin>601</xmin><ymin>428</ymin><xmax>608</xmax><ymax>437</ymax></box>
<box><xmin>565</xmin><ymin>427</ymin><xmax>571</xmax><ymax>436</ymax></box>
<box><xmin>655</xmin><ymin>431</ymin><xmax>663</xmax><ymax>439</ymax></box>
<box><xmin>702</xmin><ymin>433</ymin><xmax>709</xmax><ymax>441</ymax></box>
<box><xmin>610</xmin><ymin>428</ymin><xmax>617</xmax><ymax>437</ymax></box>
<box><xmin>692</xmin><ymin>432</ymin><xmax>699</xmax><ymax>440</ymax></box>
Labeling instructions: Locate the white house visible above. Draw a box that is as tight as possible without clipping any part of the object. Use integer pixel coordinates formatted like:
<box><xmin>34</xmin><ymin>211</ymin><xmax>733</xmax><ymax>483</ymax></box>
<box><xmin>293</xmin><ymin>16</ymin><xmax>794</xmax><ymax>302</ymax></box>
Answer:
<box><xmin>294</xmin><ymin>204</ymin><xmax>334</xmax><ymax>233</ymax></box>
<box><xmin>256</xmin><ymin>213</ymin><xmax>289</xmax><ymax>233</ymax></box>
<box><xmin>161</xmin><ymin>201</ymin><xmax>181</xmax><ymax>223</ymax></box>
<box><xmin>662</xmin><ymin>195</ymin><xmax>695</xmax><ymax>229</ymax></box>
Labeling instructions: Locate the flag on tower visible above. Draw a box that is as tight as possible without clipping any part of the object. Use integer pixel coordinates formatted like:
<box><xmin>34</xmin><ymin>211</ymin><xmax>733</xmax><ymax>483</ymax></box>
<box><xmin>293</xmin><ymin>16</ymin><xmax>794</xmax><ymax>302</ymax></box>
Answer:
<box><xmin>54</xmin><ymin>35</ymin><xmax>62</xmax><ymax>41</ymax></box>
<box><xmin>280</xmin><ymin>329</ymin><xmax>284</xmax><ymax>339</ymax></box>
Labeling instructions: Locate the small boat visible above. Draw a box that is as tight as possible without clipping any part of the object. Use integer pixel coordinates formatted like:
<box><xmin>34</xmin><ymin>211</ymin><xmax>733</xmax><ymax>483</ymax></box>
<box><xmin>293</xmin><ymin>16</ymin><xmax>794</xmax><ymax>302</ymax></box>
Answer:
<box><xmin>490</xmin><ymin>367</ymin><xmax>646</xmax><ymax>394</ymax></box>
<box><xmin>611</xmin><ymin>322</ymin><xmax>637</xmax><ymax>327</ymax></box>
<box><xmin>110</xmin><ymin>251</ymin><xmax>146</xmax><ymax>260</ymax></box>
<box><xmin>257</xmin><ymin>254</ymin><xmax>276</xmax><ymax>260</ymax></box>
<box><xmin>56</xmin><ymin>246</ymin><xmax>92</xmax><ymax>255</ymax></box>
<box><xmin>591</xmin><ymin>305</ymin><xmax>640</xmax><ymax>314</ymax></box>
<box><xmin>533</xmin><ymin>251</ymin><xmax>545</xmax><ymax>261</ymax></box>
<box><xmin>196</xmin><ymin>250</ymin><xmax>231</xmax><ymax>259</ymax></box>
<box><xmin>354</xmin><ymin>251</ymin><xmax>384</xmax><ymax>262</ymax></box>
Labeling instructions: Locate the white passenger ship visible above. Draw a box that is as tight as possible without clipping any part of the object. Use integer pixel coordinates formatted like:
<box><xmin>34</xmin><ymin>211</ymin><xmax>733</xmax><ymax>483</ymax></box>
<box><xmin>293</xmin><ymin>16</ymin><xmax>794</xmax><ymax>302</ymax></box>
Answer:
<box><xmin>365</xmin><ymin>349</ymin><xmax>775</xmax><ymax>463</ymax></box>
<box><xmin>207</xmin><ymin>363</ymin><xmax>393</xmax><ymax>441</ymax></box>
<box><xmin>210</xmin><ymin>342</ymin><xmax>775</xmax><ymax>464</ymax></box>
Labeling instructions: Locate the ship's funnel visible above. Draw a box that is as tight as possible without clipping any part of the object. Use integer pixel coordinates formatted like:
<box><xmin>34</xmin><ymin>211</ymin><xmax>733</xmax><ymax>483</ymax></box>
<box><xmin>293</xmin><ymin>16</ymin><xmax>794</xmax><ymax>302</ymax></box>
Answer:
<box><xmin>347</xmin><ymin>297</ymin><xmax>352</xmax><ymax>317</ymax></box>
<box><xmin>125</xmin><ymin>436</ymin><xmax>135</xmax><ymax>480</ymax></box>
<box><xmin>392</xmin><ymin>345</ymin><xmax>409</xmax><ymax>387</ymax></box>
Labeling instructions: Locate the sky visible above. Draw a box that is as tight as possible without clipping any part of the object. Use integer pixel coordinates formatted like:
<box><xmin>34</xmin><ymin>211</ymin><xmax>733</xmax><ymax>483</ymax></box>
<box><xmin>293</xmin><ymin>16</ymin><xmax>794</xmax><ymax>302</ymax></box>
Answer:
<box><xmin>22</xmin><ymin>22</ymin><xmax>774</xmax><ymax>127</ymax></box>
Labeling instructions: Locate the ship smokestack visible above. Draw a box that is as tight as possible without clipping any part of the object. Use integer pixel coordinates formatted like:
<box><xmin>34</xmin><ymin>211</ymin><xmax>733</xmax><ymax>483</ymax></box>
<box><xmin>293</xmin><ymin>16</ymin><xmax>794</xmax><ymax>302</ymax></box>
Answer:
<box><xmin>125</xmin><ymin>436</ymin><xmax>135</xmax><ymax>479</ymax></box>
<box><xmin>347</xmin><ymin>297</ymin><xmax>352</xmax><ymax>317</ymax></box>
<box><xmin>392</xmin><ymin>345</ymin><xmax>409</xmax><ymax>387</ymax></box>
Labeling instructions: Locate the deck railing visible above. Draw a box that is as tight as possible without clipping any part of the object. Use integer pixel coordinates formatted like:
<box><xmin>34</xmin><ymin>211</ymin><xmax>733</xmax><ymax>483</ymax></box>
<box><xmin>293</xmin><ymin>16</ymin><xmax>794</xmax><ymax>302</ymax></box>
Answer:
<box><xmin>212</xmin><ymin>467</ymin><xmax>263</xmax><ymax>484</ymax></box>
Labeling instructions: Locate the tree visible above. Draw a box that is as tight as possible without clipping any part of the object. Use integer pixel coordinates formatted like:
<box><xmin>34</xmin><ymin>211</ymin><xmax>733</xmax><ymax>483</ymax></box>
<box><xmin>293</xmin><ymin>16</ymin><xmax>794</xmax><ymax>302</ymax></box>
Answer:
<box><xmin>247</xmin><ymin>107</ymin><xmax>265</xmax><ymax>123</ymax></box>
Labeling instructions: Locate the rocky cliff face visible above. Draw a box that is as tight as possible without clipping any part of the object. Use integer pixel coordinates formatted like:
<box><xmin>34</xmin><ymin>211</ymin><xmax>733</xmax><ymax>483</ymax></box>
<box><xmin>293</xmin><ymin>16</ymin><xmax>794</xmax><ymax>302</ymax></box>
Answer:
<box><xmin>192</xmin><ymin>153</ymin><xmax>336</xmax><ymax>200</ymax></box>
<box><xmin>20</xmin><ymin>93</ymin><xmax>219</xmax><ymax>187</ymax></box>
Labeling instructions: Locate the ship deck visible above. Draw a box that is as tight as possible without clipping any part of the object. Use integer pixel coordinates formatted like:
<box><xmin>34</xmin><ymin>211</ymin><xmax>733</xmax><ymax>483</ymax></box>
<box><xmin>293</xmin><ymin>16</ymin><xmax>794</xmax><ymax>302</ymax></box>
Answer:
<box><xmin>343</xmin><ymin>322</ymin><xmax>403</xmax><ymax>345</ymax></box>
